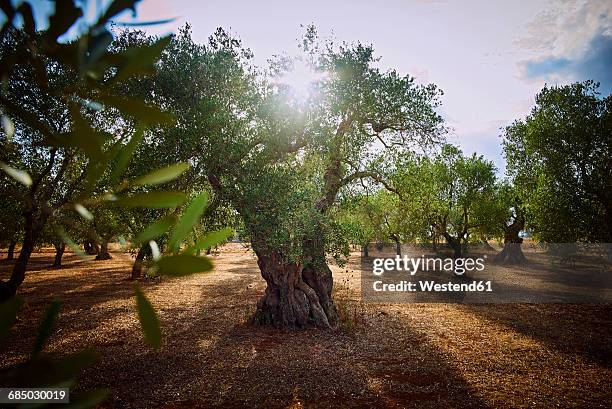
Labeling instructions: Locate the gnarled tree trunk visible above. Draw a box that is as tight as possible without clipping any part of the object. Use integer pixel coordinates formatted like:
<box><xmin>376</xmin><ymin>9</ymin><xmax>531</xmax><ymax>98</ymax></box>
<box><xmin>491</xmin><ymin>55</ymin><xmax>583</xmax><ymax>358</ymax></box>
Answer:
<box><xmin>251</xmin><ymin>243</ymin><xmax>337</xmax><ymax>329</ymax></box>
<box><xmin>95</xmin><ymin>241</ymin><xmax>112</xmax><ymax>260</ymax></box>
<box><xmin>362</xmin><ymin>242</ymin><xmax>369</xmax><ymax>258</ymax></box>
<box><xmin>51</xmin><ymin>242</ymin><xmax>65</xmax><ymax>268</ymax></box>
<box><xmin>301</xmin><ymin>238</ymin><xmax>338</xmax><ymax>328</ymax></box>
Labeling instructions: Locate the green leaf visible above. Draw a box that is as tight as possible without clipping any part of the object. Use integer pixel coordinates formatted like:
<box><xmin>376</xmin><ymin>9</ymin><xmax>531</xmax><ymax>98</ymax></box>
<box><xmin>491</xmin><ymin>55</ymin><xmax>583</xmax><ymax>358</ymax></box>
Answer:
<box><xmin>135</xmin><ymin>286</ymin><xmax>161</xmax><ymax>349</ymax></box>
<box><xmin>134</xmin><ymin>216</ymin><xmax>176</xmax><ymax>244</ymax></box>
<box><xmin>0</xmin><ymin>95</ymin><xmax>56</xmax><ymax>142</ymax></box>
<box><xmin>51</xmin><ymin>105</ymin><xmax>110</xmax><ymax>161</ymax></box>
<box><xmin>134</xmin><ymin>163</ymin><xmax>190</xmax><ymax>186</ymax></box>
<box><xmin>112</xmin><ymin>36</ymin><xmax>172</xmax><ymax>83</ymax></box>
<box><xmin>149</xmin><ymin>240</ymin><xmax>160</xmax><ymax>260</ymax></box>
<box><xmin>113</xmin><ymin>17</ymin><xmax>177</xmax><ymax>27</ymax></box>
<box><xmin>109</xmin><ymin>124</ymin><xmax>145</xmax><ymax>185</ymax></box>
<box><xmin>154</xmin><ymin>254</ymin><xmax>213</xmax><ymax>277</ymax></box>
<box><xmin>183</xmin><ymin>228</ymin><xmax>234</xmax><ymax>255</ymax></box>
<box><xmin>54</xmin><ymin>349</ymin><xmax>99</xmax><ymax>381</ymax></box>
<box><xmin>74</xmin><ymin>203</ymin><xmax>94</xmax><ymax>220</ymax></box>
<box><xmin>98</xmin><ymin>94</ymin><xmax>173</xmax><ymax>125</ymax></box>
<box><xmin>168</xmin><ymin>192</ymin><xmax>209</xmax><ymax>252</ymax></box>
<box><xmin>1</xmin><ymin>115</ymin><xmax>15</xmax><ymax>140</ymax></box>
<box><xmin>0</xmin><ymin>162</ymin><xmax>32</xmax><ymax>186</ymax></box>
<box><xmin>115</xmin><ymin>191</ymin><xmax>187</xmax><ymax>209</ymax></box>
<box><xmin>33</xmin><ymin>299</ymin><xmax>61</xmax><ymax>356</ymax></box>
<box><xmin>0</xmin><ymin>297</ymin><xmax>24</xmax><ymax>340</ymax></box>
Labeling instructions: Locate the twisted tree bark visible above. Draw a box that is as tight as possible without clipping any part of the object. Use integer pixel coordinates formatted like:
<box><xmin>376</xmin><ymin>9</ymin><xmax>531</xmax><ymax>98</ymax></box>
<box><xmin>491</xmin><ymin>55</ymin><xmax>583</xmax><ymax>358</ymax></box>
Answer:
<box><xmin>362</xmin><ymin>243</ymin><xmax>369</xmax><ymax>258</ymax></box>
<box><xmin>443</xmin><ymin>232</ymin><xmax>463</xmax><ymax>258</ymax></box>
<box><xmin>251</xmin><ymin>249</ymin><xmax>335</xmax><ymax>329</ymax></box>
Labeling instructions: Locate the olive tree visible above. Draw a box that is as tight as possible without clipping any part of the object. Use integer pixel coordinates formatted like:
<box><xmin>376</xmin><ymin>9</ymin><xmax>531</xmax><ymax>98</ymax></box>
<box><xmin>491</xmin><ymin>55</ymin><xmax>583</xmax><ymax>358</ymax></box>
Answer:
<box><xmin>111</xmin><ymin>25</ymin><xmax>446</xmax><ymax>328</ymax></box>
<box><xmin>393</xmin><ymin>145</ymin><xmax>497</xmax><ymax>257</ymax></box>
<box><xmin>242</xmin><ymin>28</ymin><xmax>445</xmax><ymax>328</ymax></box>
<box><xmin>503</xmin><ymin>81</ymin><xmax>611</xmax><ymax>243</ymax></box>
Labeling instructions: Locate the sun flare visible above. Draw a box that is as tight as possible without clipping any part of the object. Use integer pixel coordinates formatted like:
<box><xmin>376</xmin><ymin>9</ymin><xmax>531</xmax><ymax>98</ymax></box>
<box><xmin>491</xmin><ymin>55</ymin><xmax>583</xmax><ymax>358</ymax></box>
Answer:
<box><xmin>277</xmin><ymin>60</ymin><xmax>325</xmax><ymax>100</ymax></box>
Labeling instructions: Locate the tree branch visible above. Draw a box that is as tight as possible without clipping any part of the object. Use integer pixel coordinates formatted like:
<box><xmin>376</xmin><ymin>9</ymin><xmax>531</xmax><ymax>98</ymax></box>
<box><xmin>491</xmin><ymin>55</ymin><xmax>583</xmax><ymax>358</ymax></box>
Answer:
<box><xmin>340</xmin><ymin>170</ymin><xmax>400</xmax><ymax>197</ymax></box>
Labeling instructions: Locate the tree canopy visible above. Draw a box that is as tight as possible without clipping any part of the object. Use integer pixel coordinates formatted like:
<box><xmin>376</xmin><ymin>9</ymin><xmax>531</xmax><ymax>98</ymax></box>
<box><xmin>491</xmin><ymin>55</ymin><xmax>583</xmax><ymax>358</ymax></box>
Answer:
<box><xmin>503</xmin><ymin>81</ymin><xmax>612</xmax><ymax>242</ymax></box>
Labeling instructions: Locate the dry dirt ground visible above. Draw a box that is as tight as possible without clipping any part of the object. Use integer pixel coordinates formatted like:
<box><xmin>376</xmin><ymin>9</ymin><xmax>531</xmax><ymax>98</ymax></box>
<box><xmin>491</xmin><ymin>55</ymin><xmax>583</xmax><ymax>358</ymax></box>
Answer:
<box><xmin>0</xmin><ymin>244</ymin><xmax>611</xmax><ymax>408</ymax></box>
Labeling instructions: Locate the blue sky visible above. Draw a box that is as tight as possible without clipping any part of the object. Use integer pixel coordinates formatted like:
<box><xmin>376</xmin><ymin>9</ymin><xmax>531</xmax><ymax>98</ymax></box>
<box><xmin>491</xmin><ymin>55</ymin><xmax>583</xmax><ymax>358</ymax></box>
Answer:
<box><xmin>16</xmin><ymin>0</ymin><xmax>612</xmax><ymax>173</ymax></box>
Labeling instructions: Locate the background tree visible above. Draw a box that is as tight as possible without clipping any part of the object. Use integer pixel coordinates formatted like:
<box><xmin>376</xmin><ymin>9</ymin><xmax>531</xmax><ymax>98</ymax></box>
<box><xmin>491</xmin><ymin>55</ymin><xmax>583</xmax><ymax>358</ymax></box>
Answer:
<box><xmin>400</xmin><ymin>145</ymin><xmax>497</xmax><ymax>257</ymax></box>
<box><xmin>0</xmin><ymin>2</ymin><xmax>225</xmax><ymax>361</ymax></box>
<box><xmin>91</xmin><ymin>206</ymin><xmax>120</xmax><ymax>260</ymax></box>
<box><xmin>490</xmin><ymin>182</ymin><xmax>528</xmax><ymax>263</ymax></box>
<box><xmin>0</xmin><ymin>0</ymin><xmax>179</xmax><ymax>300</ymax></box>
<box><xmin>503</xmin><ymin>81</ymin><xmax>611</xmax><ymax>242</ymax></box>
<box><xmin>338</xmin><ymin>189</ymin><xmax>417</xmax><ymax>256</ymax></box>
<box><xmin>335</xmin><ymin>194</ymin><xmax>380</xmax><ymax>257</ymax></box>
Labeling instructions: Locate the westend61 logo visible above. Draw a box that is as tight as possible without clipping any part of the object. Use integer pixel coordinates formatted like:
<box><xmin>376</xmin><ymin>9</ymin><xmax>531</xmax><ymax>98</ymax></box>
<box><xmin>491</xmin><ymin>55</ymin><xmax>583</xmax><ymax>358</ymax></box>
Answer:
<box><xmin>373</xmin><ymin>254</ymin><xmax>486</xmax><ymax>276</ymax></box>
<box><xmin>367</xmin><ymin>254</ymin><xmax>493</xmax><ymax>296</ymax></box>
<box><xmin>363</xmin><ymin>245</ymin><xmax>612</xmax><ymax>303</ymax></box>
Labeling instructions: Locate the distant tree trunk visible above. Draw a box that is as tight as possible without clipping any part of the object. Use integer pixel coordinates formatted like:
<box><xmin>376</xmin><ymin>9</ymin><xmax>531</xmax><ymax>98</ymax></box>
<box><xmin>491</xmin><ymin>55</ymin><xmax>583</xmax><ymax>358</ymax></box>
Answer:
<box><xmin>495</xmin><ymin>213</ymin><xmax>526</xmax><ymax>264</ymax></box>
<box><xmin>51</xmin><ymin>242</ymin><xmax>65</xmax><ymax>268</ymax></box>
<box><xmin>84</xmin><ymin>240</ymin><xmax>99</xmax><ymax>255</ymax></box>
<box><xmin>95</xmin><ymin>241</ymin><xmax>112</xmax><ymax>260</ymax></box>
<box><xmin>0</xmin><ymin>211</ymin><xmax>47</xmax><ymax>302</ymax></box>
<box><xmin>391</xmin><ymin>234</ymin><xmax>401</xmax><ymax>256</ymax></box>
<box><xmin>362</xmin><ymin>242</ymin><xmax>369</xmax><ymax>258</ymax></box>
<box><xmin>7</xmin><ymin>240</ymin><xmax>16</xmax><ymax>260</ymax></box>
<box><xmin>443</xmin><ymin>232</ymin><xmax>463</xmax><ymax>258</ymax></box>
<box><xmin>131</xmin><ymin>247</ymin><xmax>145</xmax><ymax>279</ymax></box>
<box><xmin>461</xmin><ymin>234</ymin><xmax>469</xmax><ymax>255</ymax></box>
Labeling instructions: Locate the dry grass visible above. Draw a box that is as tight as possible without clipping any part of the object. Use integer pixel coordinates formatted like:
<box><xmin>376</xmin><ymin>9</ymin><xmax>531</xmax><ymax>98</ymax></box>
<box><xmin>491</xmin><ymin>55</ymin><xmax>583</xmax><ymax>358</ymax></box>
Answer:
<box><xmin>333</xmin><ymin>274</ymin><xmax>366</xmax><ymax>335</ymax></box>
<box><xmin>0</xmin><ymin>244</ymin><xmax>610</xmax><ymax>408</ymax></box>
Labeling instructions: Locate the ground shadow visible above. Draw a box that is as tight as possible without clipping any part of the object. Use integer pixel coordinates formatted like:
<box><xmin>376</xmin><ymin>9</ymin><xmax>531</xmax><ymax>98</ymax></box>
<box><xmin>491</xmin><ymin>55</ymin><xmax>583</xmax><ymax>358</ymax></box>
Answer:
<box><xmin>460</xmin><ymin>303</ymin><xmax>612</xmax><ymax>368</ymax></box>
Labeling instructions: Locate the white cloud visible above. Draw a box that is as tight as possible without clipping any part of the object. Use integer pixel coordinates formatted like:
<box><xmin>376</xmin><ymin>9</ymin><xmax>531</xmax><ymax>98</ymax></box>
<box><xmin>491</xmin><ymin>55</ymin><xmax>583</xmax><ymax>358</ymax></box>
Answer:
<box><xmin>517</xmin><ymin>0</ymin><xmax>611</xmax><ymax>58</ymax></box>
